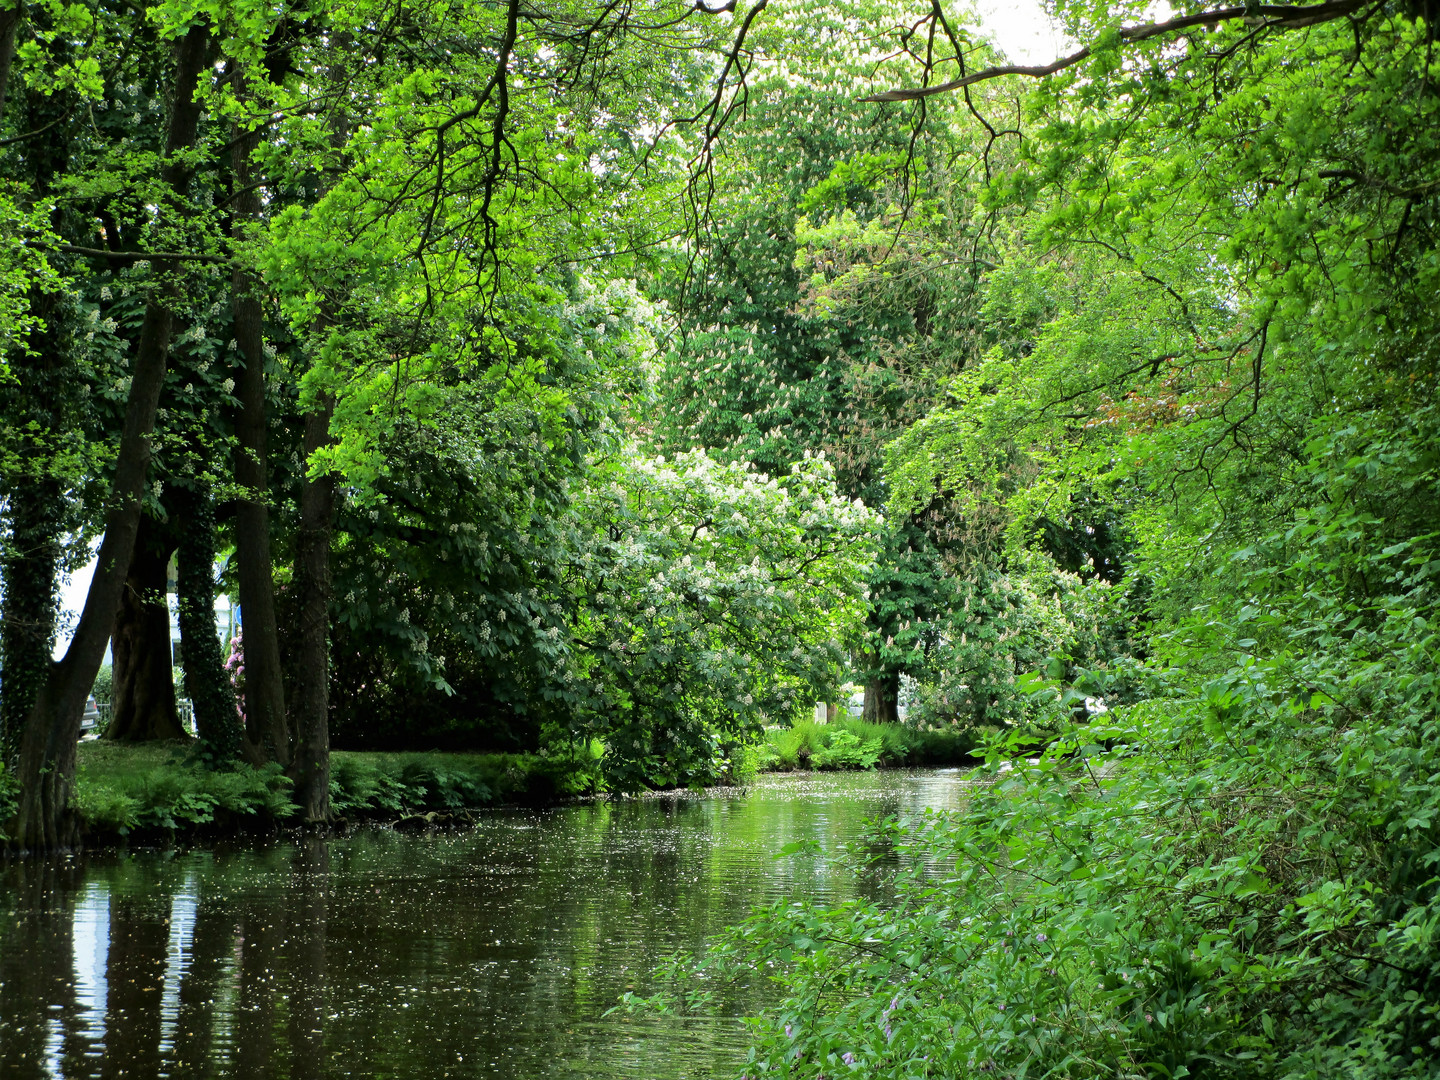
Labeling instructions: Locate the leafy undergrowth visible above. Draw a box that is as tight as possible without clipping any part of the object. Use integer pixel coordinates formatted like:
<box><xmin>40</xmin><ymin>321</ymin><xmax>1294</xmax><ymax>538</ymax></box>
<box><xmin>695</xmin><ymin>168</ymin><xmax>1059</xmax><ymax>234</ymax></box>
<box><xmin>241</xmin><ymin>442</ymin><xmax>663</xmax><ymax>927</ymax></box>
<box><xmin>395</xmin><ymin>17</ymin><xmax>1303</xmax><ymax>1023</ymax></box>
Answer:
<box><xmin>73</xmin><ymin>741</ymin><xmax>604</xmax><ymax>844</ymax></box>
<box><xmin>635</xmin><ymin>638</ymin><xmax>1440</xmax><ymax>1078</ymax></box>
<box><xmin>758</xmin><ymin>718</ymin><xmax>984</xmax><ymax>772</ymax></box>
<box><xmin>623</xmin><ymin>425</ymin><xmax>1440</xmax><ymax>1079</ymax></box>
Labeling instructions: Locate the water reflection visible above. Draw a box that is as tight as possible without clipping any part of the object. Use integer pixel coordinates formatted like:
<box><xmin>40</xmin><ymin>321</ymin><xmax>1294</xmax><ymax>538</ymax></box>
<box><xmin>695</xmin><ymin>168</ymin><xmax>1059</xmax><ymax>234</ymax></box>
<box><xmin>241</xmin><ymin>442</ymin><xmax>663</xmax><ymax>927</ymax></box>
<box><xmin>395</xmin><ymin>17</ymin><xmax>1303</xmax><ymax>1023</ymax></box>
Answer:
<box><xmin>0</xmin><ymin>769</ymin><xmax>973</xmax><ymax>1078</ymax></box>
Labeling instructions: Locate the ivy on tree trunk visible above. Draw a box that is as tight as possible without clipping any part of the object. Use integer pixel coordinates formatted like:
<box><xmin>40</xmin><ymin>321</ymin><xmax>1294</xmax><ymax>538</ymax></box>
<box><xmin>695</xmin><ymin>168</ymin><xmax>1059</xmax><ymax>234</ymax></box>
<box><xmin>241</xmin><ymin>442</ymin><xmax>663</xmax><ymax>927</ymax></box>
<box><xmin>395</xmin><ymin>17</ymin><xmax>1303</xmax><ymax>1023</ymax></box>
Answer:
<box><xmin>7</xmin><ymin>22</ymin><xmax>211</xmax><ymax>851</ymax></box>
<box><xmin>289</xmin><ymin>397</ymin><xmax>336</xmax><ymax>822</ymax></box>
<box><xmin>173</xmin><ymin>482</ymin><xmax>253</xmax><ymax>765</ymax></box>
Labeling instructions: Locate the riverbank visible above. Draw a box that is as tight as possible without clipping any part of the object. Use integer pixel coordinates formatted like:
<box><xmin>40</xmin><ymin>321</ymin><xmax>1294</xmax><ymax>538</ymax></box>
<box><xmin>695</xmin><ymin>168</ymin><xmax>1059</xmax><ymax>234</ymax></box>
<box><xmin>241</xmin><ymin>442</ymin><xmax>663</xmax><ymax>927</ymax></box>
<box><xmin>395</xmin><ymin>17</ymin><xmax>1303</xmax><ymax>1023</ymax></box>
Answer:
<box><xmin>758</xmin><ymin>716</ymin><xmax>985</xmax><ymax>771</ymax></box>
<box><xmin>35</xmin><ymin>720</ymin><xmax>982</xmax><ymax>847</ymax></box>
<box><xmin>68</xmin><ymin>740</ymin><xmax>606</xmax><ymax>846</ymax></box>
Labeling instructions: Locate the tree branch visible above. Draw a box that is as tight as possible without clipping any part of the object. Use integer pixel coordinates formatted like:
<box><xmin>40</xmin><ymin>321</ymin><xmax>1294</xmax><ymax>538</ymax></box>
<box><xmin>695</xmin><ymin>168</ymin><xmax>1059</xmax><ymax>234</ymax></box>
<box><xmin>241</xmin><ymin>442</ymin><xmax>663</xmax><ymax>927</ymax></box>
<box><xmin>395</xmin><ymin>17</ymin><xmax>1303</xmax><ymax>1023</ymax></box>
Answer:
<box><xmin>861</xmin><ymin>0</ymin><xmax>1370</xmax><ymax>103</ymax></box>
<box><xmin>30</xmin><ymin>242</ymin><xmax>230</xmax><ymax>264</ymax></box>
<box><xmin>1318</xmin><ymin>168</ymin><xmax>1440</xmax><ymax>199</ymax></box>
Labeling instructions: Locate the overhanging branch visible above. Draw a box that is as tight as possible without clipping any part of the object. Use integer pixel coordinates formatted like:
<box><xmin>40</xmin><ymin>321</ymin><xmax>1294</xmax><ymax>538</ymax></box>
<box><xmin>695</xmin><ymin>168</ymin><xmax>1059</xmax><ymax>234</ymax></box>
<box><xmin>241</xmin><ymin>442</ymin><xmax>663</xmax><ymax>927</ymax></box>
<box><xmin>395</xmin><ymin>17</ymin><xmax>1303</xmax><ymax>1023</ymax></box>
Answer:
<box><xmin>861</xmin><ymin>0</ymin><xmax>1370</xmax><ymax>102</ymax></box>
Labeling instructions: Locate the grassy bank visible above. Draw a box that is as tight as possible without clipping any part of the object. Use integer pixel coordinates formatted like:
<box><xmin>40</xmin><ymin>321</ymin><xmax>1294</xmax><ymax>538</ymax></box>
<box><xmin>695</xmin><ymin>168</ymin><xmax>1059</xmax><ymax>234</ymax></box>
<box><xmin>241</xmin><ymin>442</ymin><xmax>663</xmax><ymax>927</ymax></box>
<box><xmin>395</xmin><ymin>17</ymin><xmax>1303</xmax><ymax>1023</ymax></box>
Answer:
<box><xmin>46</xmin><ymin>720</ymin><xmax>980</xmax><ymax>846</ymax></box>
<box><xmin>70</xmin><ymin>740</ymin><xmax>604</xmax><ymax>844</ymax></box>
<box><xmin>758</xmin><ymin>717</ymin><xmax>984</xmax><ymax>771</ymax></box>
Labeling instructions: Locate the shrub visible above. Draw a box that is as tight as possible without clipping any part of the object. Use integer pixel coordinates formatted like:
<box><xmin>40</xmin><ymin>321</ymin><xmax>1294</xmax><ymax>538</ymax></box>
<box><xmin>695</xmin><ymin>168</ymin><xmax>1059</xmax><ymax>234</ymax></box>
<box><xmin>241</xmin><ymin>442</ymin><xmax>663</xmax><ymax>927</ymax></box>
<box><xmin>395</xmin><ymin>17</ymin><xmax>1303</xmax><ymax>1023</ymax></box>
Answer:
<box><xmin>811</xmin><ymin>729</ymin><xmax>882</xmax><ymax>770</ymax></box>
<box><xmin>71</xmin><ymin>741</ymin><xmax>606</xmax><ymax>841</ymax></box>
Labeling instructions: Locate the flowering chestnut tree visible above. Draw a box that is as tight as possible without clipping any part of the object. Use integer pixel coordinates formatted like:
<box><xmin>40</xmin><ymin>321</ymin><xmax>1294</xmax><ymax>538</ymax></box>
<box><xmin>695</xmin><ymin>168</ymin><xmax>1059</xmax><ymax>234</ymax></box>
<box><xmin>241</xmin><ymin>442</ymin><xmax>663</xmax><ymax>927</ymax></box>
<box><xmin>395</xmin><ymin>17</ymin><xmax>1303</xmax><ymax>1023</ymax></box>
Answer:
<box><xmin>558</xmin><ymin>450</ymin><xmax>879</xmax><ymax>790</ymax></box>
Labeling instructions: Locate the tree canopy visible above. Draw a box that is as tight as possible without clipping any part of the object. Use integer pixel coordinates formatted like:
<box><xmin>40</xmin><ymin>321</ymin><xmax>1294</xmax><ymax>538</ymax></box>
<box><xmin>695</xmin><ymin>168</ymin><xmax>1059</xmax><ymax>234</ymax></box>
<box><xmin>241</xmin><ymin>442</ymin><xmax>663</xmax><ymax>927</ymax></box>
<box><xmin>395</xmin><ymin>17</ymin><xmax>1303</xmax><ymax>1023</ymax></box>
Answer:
<box><xmin>5</xmin><ymin>0</ymin><xmax>1440</xmax><ymax>1070</ymax></box>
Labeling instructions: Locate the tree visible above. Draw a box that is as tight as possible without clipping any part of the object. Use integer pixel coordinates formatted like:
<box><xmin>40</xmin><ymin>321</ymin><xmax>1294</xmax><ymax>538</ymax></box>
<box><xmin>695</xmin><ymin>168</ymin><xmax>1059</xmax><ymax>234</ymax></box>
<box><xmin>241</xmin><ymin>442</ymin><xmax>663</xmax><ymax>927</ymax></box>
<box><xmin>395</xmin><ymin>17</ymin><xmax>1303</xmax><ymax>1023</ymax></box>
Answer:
<box><xmin>3</xmin><ymin>10</ymin><xmax>214</xmax><ymax>848</ymax></box>
<box><xmin>558</xmin><ymin>450</ymin><xmax>878</xmax><ymax>789</ymax></box>
<box><xmin>0</xmin><ymin>0</ymin><xmax>745</xmax><ymax>843</ymax></box>
<box><xmin>652</xmin><ymin>32</ymin><xmax>1007</xmax><ymax>723</ymax></box>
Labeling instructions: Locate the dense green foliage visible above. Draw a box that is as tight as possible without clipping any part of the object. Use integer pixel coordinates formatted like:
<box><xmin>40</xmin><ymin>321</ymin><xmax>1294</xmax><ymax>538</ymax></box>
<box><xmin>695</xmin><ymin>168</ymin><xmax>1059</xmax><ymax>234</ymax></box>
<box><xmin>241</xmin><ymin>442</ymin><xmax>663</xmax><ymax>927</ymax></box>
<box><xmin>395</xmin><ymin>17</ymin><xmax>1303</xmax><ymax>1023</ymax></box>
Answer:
<box><xmin>6</xmin><ymin>0</ymin><xmax>1440</xmax><ymax>1070</ymax></box>
<box><xmin>621</xmin><ymin>2</ymin><xmax>1440</xmax><ymax>1078</ymax></box>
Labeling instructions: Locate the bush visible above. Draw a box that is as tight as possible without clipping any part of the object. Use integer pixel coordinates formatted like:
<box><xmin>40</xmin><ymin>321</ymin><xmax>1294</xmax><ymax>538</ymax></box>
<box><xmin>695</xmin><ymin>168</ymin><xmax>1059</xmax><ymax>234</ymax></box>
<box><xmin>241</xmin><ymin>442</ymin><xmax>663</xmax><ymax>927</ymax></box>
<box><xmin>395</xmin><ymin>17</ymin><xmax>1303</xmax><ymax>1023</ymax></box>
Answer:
<box><xmin>327</xmin><ymin>747</ymin><xmax>603</xmax><ymax>816</ymax></box>
<box><xmin>636</xmin><ymin>410</ymin><xmax>1440</xmax><ymax>1078</ymax></box>
<box><xmin>810</xmin><ymin>729</ymin><xmax>882</xmax><ymax>770</ymax></box>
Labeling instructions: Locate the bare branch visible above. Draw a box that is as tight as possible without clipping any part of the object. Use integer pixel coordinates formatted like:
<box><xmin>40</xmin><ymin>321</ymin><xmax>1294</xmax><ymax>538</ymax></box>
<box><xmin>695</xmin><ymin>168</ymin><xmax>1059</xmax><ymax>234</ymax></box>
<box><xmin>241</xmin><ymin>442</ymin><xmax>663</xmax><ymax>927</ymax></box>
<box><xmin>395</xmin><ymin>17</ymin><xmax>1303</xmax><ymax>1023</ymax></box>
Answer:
<box><xmin>861</xmin><ymin>0</ymin><xmax>1370</xmax><ymax>103</ymax></box>
<box><xmin>1318</xmin><ymin>168</ymin><xmax>1440</xmax><ymax>199</ymax></box>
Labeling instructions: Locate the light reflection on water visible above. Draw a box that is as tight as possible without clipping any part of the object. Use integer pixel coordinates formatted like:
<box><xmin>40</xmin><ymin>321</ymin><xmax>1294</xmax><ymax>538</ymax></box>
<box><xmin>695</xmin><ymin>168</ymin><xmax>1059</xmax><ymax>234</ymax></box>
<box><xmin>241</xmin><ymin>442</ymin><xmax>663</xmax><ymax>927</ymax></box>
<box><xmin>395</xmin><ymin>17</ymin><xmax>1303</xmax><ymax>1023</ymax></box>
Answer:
<box><xmin>0</xmin><ymin>769</ymin><xmax>973</xmax><ymax>1079</ymax></box>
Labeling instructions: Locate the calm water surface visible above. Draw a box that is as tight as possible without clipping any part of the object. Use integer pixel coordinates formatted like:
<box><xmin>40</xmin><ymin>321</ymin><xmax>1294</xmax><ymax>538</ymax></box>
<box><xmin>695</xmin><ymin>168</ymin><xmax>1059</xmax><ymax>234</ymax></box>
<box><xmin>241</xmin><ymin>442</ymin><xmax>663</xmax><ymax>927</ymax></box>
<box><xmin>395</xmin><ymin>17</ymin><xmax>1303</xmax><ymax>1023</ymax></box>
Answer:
<box><xmin>0</xmin><ymin>769</ymin><xmax>971</xmax><ymax>1078</ymax></box>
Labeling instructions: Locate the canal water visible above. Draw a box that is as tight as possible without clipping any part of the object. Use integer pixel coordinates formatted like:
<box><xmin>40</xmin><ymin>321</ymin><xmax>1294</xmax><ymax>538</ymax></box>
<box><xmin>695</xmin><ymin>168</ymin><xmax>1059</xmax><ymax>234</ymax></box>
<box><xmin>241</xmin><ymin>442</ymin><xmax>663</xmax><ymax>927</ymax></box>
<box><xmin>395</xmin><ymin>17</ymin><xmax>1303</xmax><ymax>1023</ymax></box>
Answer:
<box><xmin>0</xmin><ymin>769</ymin><xmax>971</xmax><ymax>1079</ymax></box>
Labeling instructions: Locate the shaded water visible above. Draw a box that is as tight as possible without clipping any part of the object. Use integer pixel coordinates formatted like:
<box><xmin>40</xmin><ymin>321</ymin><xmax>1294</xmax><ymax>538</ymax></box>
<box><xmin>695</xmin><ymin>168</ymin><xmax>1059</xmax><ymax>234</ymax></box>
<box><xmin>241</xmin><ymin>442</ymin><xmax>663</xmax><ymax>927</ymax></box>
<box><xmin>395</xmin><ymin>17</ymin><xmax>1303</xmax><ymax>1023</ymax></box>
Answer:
<box><xmin>0</xmin><ymin>769</ymin><xmax>970</xmax><ymax>1079</ymax></box>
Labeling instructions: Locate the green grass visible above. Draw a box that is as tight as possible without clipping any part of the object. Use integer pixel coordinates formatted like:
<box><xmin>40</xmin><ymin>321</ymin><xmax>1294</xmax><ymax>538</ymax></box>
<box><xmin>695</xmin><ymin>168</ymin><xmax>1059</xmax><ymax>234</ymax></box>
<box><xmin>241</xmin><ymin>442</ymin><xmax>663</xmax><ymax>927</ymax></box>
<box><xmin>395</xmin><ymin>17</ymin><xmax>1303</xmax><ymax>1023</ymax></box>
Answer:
<box><xmin>72</xmin><ymin>739</ymin><xmax>604</xmax><ymax>843</ymax></box>
<box><xmin>757</xmin><ymin>718</ymin><xmax>985</xmax><ymax>772</ymax></box>
<box><xmin>63</xmin><ymin>721</ymin><xmax>974</xmax><ymax>845</ymax></box>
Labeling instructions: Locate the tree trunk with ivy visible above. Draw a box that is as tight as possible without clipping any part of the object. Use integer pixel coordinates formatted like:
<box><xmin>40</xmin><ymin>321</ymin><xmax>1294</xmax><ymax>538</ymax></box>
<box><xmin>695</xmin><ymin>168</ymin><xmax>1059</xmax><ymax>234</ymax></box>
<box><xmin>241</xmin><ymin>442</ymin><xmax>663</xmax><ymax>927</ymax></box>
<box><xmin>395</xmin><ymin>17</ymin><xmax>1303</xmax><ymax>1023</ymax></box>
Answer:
<box><xmin>0</xmin><ymin>33</ymin><xmax>74</xmax><ymax>777</ymax></box>
<box><xmin>0</xmin><ymin>296</ymin><xmax>66</xmax><ymax>769</ymax></box>
<box><xmin>289</xmin><ymin>397</ymin><xmax>336</xmax><ymax>822</ymax></box>
<box><xmin>7</xmin><ymin>23</ymin><xmax>210</xmax><ymax>850</ymax></box>
<box><xmin>0</xmin><ymin>480</ymin><xmax>62</xmax><ymax>766</ymax></box>
<box><xmin>174</xmin><ymin>482</ymin><xmax>256</xmax><ymax>764</ymax></box>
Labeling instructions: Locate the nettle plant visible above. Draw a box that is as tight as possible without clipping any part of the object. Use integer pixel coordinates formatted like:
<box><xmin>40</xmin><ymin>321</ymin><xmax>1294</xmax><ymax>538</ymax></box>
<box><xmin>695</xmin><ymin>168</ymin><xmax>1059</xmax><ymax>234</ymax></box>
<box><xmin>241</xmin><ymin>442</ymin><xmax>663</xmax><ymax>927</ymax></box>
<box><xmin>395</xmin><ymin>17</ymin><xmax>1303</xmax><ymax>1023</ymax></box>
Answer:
<box><xmin>558</xmin><ymin>450</ymin><xmax>879</xmax><ymax>790</ymax></box>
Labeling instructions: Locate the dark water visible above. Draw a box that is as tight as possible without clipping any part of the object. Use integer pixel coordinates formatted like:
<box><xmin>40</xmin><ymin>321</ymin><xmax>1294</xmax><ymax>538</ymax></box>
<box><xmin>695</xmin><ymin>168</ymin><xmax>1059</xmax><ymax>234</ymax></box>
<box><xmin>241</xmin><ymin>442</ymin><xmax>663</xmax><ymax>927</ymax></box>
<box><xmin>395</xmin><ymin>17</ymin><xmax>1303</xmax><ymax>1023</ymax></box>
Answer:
<box><xmin>0</xmin><ymin>769</ymin><xmax>970</xmax><ymax>1079</ymax></box>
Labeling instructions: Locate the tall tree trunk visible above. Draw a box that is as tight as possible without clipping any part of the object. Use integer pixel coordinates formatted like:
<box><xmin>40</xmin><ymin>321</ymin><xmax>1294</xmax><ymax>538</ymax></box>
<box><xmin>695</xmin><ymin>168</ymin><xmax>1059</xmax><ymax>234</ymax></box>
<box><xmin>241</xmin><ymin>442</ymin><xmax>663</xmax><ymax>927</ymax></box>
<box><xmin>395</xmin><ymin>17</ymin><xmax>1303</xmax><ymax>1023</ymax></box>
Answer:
<box><xmin>0</xmin><ymin>402</ymin><xmax>63</xmax><ymax>767</ymax></box>
<box><xmin>8</xmin><ymin>22</ymin><xmax>210</xmax><ymax>851</ymax></box>
<box><xmin>174</xmin><ymin>482</ymin><xmax>256</xmax><ymax>764</ymax></box>
<box><xmin>289</xmin><ymin>399</ymin><xmax>335</xmax><ymax>821</ymax></box>
<box><xmin>105</xmin><ymin>515</ymin><xmax>185</xmax><ymax>742</ymax></box>
<box><xmin>284</xmin><ymin>56</ymin><xmax>349</xmax><ymax>824</ymax></box>
<box><xmin>0</xmin><ymin>23</ymin><xmax>74</xmax><ymax>773</ymax></box>
<box><xmin>228</xmin><ymin>66</ymin><xmax>289</xmax><ymax>765</ymax></box>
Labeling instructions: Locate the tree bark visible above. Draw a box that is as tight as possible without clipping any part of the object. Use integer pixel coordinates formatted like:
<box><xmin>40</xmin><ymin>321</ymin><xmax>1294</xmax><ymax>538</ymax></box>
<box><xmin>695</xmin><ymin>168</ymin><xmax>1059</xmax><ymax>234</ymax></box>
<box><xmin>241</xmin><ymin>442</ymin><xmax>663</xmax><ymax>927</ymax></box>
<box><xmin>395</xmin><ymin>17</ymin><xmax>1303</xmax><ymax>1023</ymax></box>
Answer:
<box><xmin>8</xmin><ymin>22</ymin><xmax>210</xmax><ymax>851</ymax></box>
<box><xmin>289</xmin><ymin>398</ymin><xmax>335</xmax><ymax>821</ymax></box>
<box><xmin>0</xmin><ymin>480</ymin><xmax>60</xmax><ymax>767</ymax></box>
<box><xmin>283</xmin><ymin>53</ymin><xmax>349</xmax><ymax>824</ymax></box>
<box><xmin>0</xmin><ymin>3</ymin><xmax>20</xmax><ymax>116</ymax></box>
<box><xmin>228</xmin><ymin>64</ymin><xmax>290</xmax><ymax>766</ymax></box>
<box><xmin>174</xmin><ymin>482</ymin><xmax>257</xmax><ymax>763</ymax></box>
<box><xmin>0</xmin><ymin>29</ymin><xmax>77</xmax><ymax>771</ymax></box>
<box><xmin>862</xmin><ymin>667</ymin><xmax>899</xmax><ymax>725</ymax></box>
<box><xmin>105</xmin><ymin>515</ymin><xmax>185</xmax><ymax>742</ymax></box>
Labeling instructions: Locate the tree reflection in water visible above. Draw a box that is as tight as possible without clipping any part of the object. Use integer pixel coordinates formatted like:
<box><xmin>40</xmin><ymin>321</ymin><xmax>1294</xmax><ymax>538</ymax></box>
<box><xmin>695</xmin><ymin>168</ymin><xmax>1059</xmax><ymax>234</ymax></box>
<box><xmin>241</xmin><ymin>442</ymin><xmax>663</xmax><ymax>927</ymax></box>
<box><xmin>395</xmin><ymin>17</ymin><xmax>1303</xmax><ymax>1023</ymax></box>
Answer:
<box><xmin>0</xmin><ymin>769</ymin><xmax>970</xmax><ymax>1078</ymax></box>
